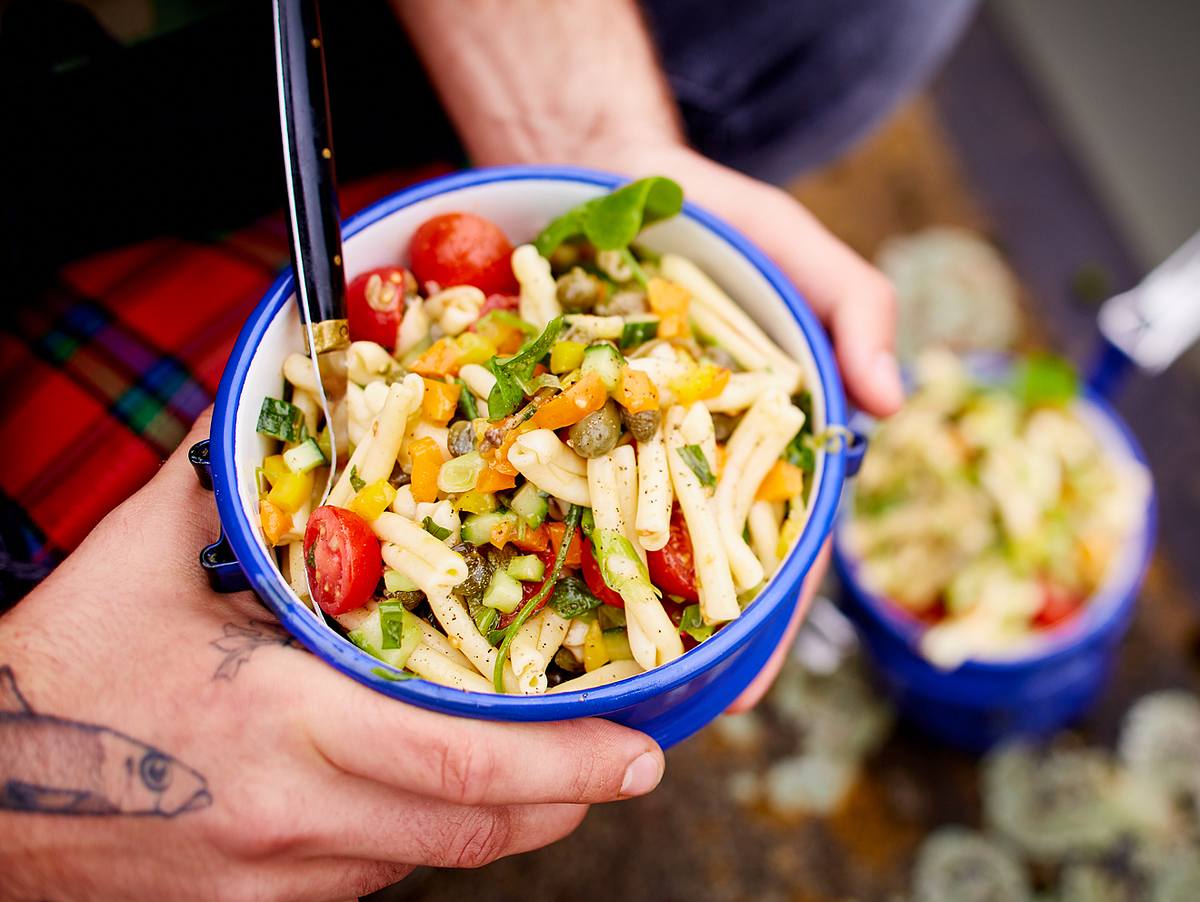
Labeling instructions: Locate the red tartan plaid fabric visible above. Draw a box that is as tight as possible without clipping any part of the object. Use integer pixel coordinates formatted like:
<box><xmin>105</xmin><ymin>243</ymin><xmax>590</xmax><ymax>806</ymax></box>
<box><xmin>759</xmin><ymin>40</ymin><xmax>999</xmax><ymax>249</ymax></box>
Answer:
<box><xmin>0</xmin><ymin>165</ymin><xmax>452</xmax><ymax>605</ymax></box>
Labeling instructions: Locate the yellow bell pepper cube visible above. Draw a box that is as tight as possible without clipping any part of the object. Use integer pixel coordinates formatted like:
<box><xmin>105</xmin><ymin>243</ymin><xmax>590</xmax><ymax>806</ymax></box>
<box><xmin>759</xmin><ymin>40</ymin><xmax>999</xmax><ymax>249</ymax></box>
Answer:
<box><xmin>259</xmin><ymin>498</ymin><xmax>292</xmax><ymax>546</ymax></box>
<box><xmin>550</xmin><ymin>340</ymin><xmax>586</xmax><ymax>374</ymax></box>
<box><xmin>267</xmin><ymin>469</ymin><xmax>313</xmax><ymax>514</ymax></box>
<box><xmin>602</xmin><ymin>629</ymin><xmax>634</xmax><ymax>662</ymax></box>
<box><xmin>348</xmin><ymin>478</ymin><xmax>397</xmax><ymax>522</ymax></box>
<box><xmin>262</xmin><ymin>454</ymin><xmax>290</xmax><ymax>487</ymax></box>
<box><xmin>582</xmin><ymin>618</ymin><xmax>611</xmax><ymax>672</ymax></box>
<box><xmin>669</xmin><ymin>361</ymin><xmax>730</xmax><ymax>404</ymax></box>
<box><xmin>455</xmin><ymin>332</ymin><xmax>497</xmax><ymax>367</ymax></box>
<box><xmin>647</xmin><ymin>277</ymin><xmax>691</xmax><ymax>339</ymax></box>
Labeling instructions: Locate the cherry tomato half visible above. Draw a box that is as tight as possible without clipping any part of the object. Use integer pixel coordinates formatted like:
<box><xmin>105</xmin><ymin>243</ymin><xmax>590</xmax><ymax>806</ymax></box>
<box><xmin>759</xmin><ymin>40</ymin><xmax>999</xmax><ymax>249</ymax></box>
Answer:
<box><xmin>647</xmin><ymin>506</ymin><xmax>700</xmax><ymax>602</ymax></box>
<box><xmin>478</xmin><ymin>293</ymin><xmax>520</xmax><ymax>317</ymax></box>
<box><xmin>303</xmin><ymin>506</ymin><xmax>382</xmax><ymax>616</ymax></box>
<box><xmin>346</xmin><ymin>266</ymin><xmax>412</xmax><ymax>349</ymax></box>
<box><xmin>1034</xmin><ymin>581</ymin><xmax>1084</xmax><ymax>629</ymax></box>
<box><xmin>582</xmin><ymin>538</ymin><xmax>625</xmax><ymax>608</ymax></box>
<box><xmin>409</xmin><ymin>212</ymin><xmax>518</xmax><ymax>295</ymax></box>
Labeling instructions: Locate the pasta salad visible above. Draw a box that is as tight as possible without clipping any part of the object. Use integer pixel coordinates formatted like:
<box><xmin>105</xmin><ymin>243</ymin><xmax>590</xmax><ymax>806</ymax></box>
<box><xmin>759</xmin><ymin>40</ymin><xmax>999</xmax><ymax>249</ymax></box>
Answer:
<box><xmin>254</xmin><ymin>178</ymin><xmax>817</xmax><ymax>694</ymax></box>
<box><xmin>844</xmin><ymin>349</ymin><xmax>1151</xmax><ymax>668</ymax></box>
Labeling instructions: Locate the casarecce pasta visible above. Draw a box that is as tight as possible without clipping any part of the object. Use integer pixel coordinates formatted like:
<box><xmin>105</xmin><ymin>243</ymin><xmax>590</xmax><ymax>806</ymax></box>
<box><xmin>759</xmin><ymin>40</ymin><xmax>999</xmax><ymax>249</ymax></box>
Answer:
<box><xmin>251</xmin><ymin>181</ymin><xmax>819</xmax><ymax>693</ymax></box>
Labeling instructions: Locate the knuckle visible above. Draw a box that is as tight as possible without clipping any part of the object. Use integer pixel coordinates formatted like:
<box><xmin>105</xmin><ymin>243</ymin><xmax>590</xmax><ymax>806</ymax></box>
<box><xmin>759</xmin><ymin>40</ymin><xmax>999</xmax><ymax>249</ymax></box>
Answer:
<box><xmin>431</xmin><ymin>737</ymin><xmax>493</xmax><ymax>805</ymax></box>
<box><xmin>450</xmin><ymin>808</ymin><xmax>512</xmax><ymax>869</ymax></box>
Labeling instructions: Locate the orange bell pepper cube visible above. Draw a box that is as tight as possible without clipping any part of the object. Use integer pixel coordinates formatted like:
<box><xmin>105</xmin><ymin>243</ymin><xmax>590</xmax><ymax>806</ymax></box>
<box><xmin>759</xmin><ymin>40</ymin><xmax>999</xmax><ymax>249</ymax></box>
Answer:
<box><xmin>756</xmin><ymin>459</ymin><xmax>804</xmax><ymax>502</ymax></box>
<box><xmin>530</xmin><ymin>372</ymin><xmax>607</xmax><ymax>430</ymax></box>
<box><xmin>489</xmin><ymin>517</ymin><xmax>517</xmax><ymax>550</ymax></box>
<box><xmin>408</xmin><ymin>436</ymin><xmax>444</xmax><ymax>503</ymax></box>
<box><xmin>408</xmin><ymin>338</ymin><xmax>462</xmax><ymax>377</ymax></box>
<box><xmin>647</xmin><ymin>277</ymin><xmax>691</xmax><ymax>339</ymax></box>
<box><xmin>511</xmin><ymin>524</ymin><xmax>550</xmax><ymax>553</ymax></box>
<box><xmin>421</xmin><ymin>378</ymin><xmax>461</xmax><ymax>426</ymax></box>
<box><xmin>547</xmin><ymin>521</ymin><xmax>582</xmax><ymax>569</ymax></box>
<box><xmin>475</xmin><ymin>460</ymin><xmax>517</xmax><ymax>493</ymax></box>
<box><xmin>259</xmin><ymin>498</ymin><xmax>291</xmax><ymax>546</ymax></box>
<box><xmin>615</xmin><ymin>368</ymin><xmax>659</xmax><ymax>413</ymax></box>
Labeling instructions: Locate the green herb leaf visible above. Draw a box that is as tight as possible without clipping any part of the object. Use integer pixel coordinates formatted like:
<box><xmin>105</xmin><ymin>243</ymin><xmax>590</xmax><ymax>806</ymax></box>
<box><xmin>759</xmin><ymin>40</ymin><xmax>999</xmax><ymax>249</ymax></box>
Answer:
<box><xmin>677</xmin><ymin>444</ymin><xmax>716</xmax><ymax>488</ymax></box>
<box><xmin>679</xmin><ymin>604</ymin><xmax>714</xmax><ymax>642</ymax></box>
<box><xmin>549</xmin><ymin>575</ymin><xmax>603</xmax><ymax>619</ymax></box>
<box><xmin>476</xmin><ymin>309</ymin><xmax>538</xmax><ymax>336</ymax></box>
<box><xmin>380</xmin><ymin>606</ymin><xmax>406</xmax><ymax>650</ymax></box>
<box><xmin>534</xmin><ymin>177</ymin><xmax>684</xmax><ymax>257</ymax></box>
<box><xmin>619</xmin><ymin>319</ymin><xmax>659</xmax><ymax>348</ymax></box>
<box><xmin>456</xmin><ymin>378</ymin><xmax>478</xmax><ymax>420</ymax></box>
<box><xmin>304</xmin><ymin>543</ymin><xmax>315</xmax><ymax>569</ymax></box>
<box><xmin>371</xmin><ymin>666</ymin><xmax>414</xmax><ymax>682</ymax></box>
<box><xmin>1011</xmin><ymin>354</ymin><xmax>1079</xmax><ymax>408</ymax></box>
<box><xmin>473</xmin><ymin>604</ymin><xmax>498</xmax><ymax>637</ymax></box>
<box><xmin>580</xmin><ymin>507</ymin><xmax>596</xmax><ymax>536</ymax></box>
<box><xmin>486</xmin><ymin>316</ymin><xmax>564</xmax><ymax>418</ymax></box>
<box><xmin>256</xmin><ymin>397</ymin><xmax>304</xmax><ymax>442</ymax></box>
<box><xmin>784</xmin><ymin>390</ymin><xmax>816</xmax><ymax>473</ymax></box>
<box><xmin>349</xmin><ymin>465</ymin><xmax>365</xmax><ymax>492</ymax></box>
<box><xmin>422</xmin><ymin>516</ymin><xmax>452</xmax><ymax>541</ymax></box>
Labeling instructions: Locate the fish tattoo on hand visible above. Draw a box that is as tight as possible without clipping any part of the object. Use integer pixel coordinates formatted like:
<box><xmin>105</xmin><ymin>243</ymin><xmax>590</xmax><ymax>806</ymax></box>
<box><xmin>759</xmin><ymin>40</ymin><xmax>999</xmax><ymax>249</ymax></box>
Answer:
<box><xmin>0</xmin><ymin>666</ymin><xmax>211</xmax><ymax>817</ymax></box>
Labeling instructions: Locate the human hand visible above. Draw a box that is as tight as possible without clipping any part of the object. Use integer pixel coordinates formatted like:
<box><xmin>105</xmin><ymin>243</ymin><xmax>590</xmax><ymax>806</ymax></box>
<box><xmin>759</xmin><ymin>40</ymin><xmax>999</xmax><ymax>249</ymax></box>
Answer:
<box><xmin>0</xmin><ymin>413</ymin><xmax>664</xmax><ymax>902</ymax></box>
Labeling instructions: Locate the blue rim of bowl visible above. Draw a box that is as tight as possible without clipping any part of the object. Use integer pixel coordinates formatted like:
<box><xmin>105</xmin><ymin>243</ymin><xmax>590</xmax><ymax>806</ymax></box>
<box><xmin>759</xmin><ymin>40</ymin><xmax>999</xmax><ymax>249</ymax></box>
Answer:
<box><xmin>832</xmin><ymin>355</ymin><xmax>1157</xmax><ymax>673</ymax></box>
<box><xmin>211</xmin><ymin>164</ymin><xmax>848</xmax><ymax>718</ymax></box>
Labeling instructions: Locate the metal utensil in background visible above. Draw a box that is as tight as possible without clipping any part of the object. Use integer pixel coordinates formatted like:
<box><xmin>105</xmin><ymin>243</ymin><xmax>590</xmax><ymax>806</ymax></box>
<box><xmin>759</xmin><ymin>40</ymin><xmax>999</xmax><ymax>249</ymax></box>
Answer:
<box><xmin>272</xmin><ymin>0</ymin><xmax>348</xmax><ymax>497</ymax></box>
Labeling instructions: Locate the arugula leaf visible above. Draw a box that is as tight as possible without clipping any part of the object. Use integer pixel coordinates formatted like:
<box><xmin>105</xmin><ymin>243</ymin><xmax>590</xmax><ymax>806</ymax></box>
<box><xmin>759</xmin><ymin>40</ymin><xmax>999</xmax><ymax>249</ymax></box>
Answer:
<box><xmin>485</xmin><ymin>316</ymin><xmax>564</xmax><ymax>418</ymax></box>
<box><xmin>422</xmin><ymin>516</ymin><xmax>452</xmax><ymax>541</ymax></box>
<box><xmin>456</xmin><ymin>378</ymin><xmax>478</xmax><ymax>420</ymax></box>
<box><xmin>349</xmin><ymin>466</ymin><xmax>365</xmax><ymax>492</ymax></box>
<box><xmin>549</xmin><ymin>575</ymin><xmax>603</xmax><ymax>619</ymax></box>
<box><xmin>534</xmin><ymin>177</ymin><xmax>684</xmax><ymax>257</ymax></box>
<box><xmin>1011</xmin><ymin>353</ymin><xmax>1078</xmax><ymax>408</ymax></box>
<box><xmin>677</xmin><ymin>445</ymin><xmax>716</xmax><ymax>488</ymax></box>
<box><xmin>679</xmin><ymin>604</ymin><xmax>714</xmax><ymax>642</ymax></box>
<box><xmin>256</xmin><ymin>397</ymin><xmax>304</xmax><ymax>442</ymax></box>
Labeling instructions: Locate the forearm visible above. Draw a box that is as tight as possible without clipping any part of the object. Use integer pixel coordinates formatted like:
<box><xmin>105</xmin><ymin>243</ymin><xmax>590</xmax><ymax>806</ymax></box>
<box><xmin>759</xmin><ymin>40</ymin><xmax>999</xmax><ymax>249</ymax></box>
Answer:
<box><xmin>392</xmin><ymin>0</ymin><xmax>682</xmax><ymax>165</ymax></box>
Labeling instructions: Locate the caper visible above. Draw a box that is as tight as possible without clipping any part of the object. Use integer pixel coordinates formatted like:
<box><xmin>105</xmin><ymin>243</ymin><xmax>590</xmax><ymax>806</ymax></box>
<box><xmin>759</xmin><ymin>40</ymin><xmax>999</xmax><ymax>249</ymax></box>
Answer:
<box><xmin>702</xmin><ymin>346</ymin><xmax>740</xmax><ymax>372</ymax></box>
<box><xmin>595</xmin><ymin>288</ymin><xmax>647</xmax><ymax>317</ymax></box>
<box><xmin>555</xmin><ymin>266</ymin><xmax>605</xmax><ymax>312</ymax></box>
<box><xmin>447</xmin><ymin>420</ymin><xmax>476</xmax><ymax>457</ymax></box>
<box><xmin>619</xmin><ymin>407</ymin><xmax>662</xmax><ymax>443</ymax></box>
<box><xmin>451</xmin><ymin>544</ymin><xmax>493</xmax><ymax>603</ymax></box>
<box><xmin>711</xmin><ymin>412</ymin><xmax>740</xmax><ymax>443</ymax></box>
<box><xmin>568</xmin><ymin>400</ymin><xmax>622</xmax><ymax>458</ymax></box>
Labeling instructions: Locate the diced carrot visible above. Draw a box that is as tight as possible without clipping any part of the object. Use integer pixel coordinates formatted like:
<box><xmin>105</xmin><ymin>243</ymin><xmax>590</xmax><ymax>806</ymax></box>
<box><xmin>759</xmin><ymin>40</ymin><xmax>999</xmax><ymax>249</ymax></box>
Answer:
<box><xmin>647</xmin><ymin>277</ymin><xmax>691</xmax><ymax>339</ymax></box>
<box><xmin>409</xmin><ymin>436</ymin><xmax>443</xmax><ymax>502</ymax></box>
<box><xmin>615</xmin><ymin>368</ymin><xmax>659</xmax><ymax>413</ymax></box>
<box><xmin>547</xmin><ymin>521</ymin><xmax>583</xmax><ymax>569</ymax></box>
<box><xmin>530</xmin><ymin>372</ymin><xmax>607</xmax><ymax>430</ymax></box>
<box><xmin>420</xmin><ymin>378</ymin><xmax>461</xmax><ymax>425</ymax></box>
<box><xmin>259</xmin><ymin>498</ymin><xmax>291</xmax><ymax>546</ymax></box>
<box><xmin>490</xmin><ymin>420</ymin><xmax>536</xmax><ymax>476</ymax></box>
<box><xmin>511</xmin><ymin>524</ymin><xmax>550</xmax><ymax>553</ymax></box>
<box><xmin>475</xmin><ymin>460</ymin><xmax>517</xmax><ymax>493</ymax></box>
<box><xmin>408</xmin><ymin>337</ymin><xmax>462</xmax><ymax>377</ymax></box>
<box><xmin>756</xmin><ymin>459</ymin><xmax>804</xmax><ymax>502</ymax></box>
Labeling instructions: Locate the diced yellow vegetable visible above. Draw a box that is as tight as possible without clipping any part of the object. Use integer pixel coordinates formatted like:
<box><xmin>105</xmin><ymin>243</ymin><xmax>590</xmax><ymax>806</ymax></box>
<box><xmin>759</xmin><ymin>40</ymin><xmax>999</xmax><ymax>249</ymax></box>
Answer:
<box><xmin>421</xmin><ymin>378</ymin><xmax>461</xmax><ymax>426</ymax></box>
<box><xmin>455</xmin><ymin>332</ymin><xmax>497</xmax><ymax>367</ymax></box>
<box><xmin>348</xmin><ymin>478</ymin><xmax>397</xmax><ymax>522</ymax></box>
<box><xmin>456</xmin><ymin>491</ymin><xmax>499</xmax><ymax>515</ymax></box>
<box><xmin>602</xmin><ymin>629</ymin><xmax>634</xmax><ymax>661</ymax></box>
<box><xmin>756</xmin><ymin>459</ymin><xmax>804</xmax><ymax>502</ymax></box>
<box><xmin>669</xmin><ymin>361</ymin><xmax>730</xmax><ymax>404</ymax></box>
<box><xmin>647</xmin><ymin>276</ymin><xmax>691</xmax><ymax>339</ymax></box>
<box><xmin>262</xmin><ymin>454</ymin><xmax>289</xmax><ymax>487</ymax></box>
<box><xmin>550</xmin><ymin>340</ymin><xmax>587</xmax><ymax>374</ymax></box>
<box><xmin>583</xmin><ymin>619</ymin><xmax>611</xmax><ymax>672</ymax></box>
<box><xmin>259</xmin><ymin>498</ymin><xmax>291</xmax><ymax>546</ymax></box>
<box><xmin>267</xmin><ymin>469</ymin><xmax>313</xmax><ymax>514</ymax></box>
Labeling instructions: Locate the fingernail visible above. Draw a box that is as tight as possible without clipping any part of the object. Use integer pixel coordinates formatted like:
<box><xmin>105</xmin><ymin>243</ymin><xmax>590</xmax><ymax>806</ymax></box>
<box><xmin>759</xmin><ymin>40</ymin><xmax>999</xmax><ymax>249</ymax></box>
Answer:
<box><xmin>619</xmin><ymin>752</ymin><xmax>663</xmax><ymax>798</ymax></box>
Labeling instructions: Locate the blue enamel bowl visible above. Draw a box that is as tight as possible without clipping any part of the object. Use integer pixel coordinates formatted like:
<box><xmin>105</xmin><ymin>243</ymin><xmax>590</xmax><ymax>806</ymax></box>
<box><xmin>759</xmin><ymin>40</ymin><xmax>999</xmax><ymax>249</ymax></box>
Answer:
<box><xmin>833</xmin><ymin>359</ymin><xmax>1156</xmax><ymax>751</ymax></box>
<box><xmin>205</xmin><ymin>166</ymin><xmax>850</xmax><ymax>748</ymax></box>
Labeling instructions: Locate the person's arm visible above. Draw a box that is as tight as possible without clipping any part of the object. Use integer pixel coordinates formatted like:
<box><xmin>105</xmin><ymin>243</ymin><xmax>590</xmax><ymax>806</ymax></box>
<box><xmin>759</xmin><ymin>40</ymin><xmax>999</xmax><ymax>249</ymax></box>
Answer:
<box><xmin>0</xmin><ymin>412</ymin><xmax>664</xmax><ymax>900</ymax></box>
<box><xmin>395</xmin><ymin>0</ymin><xmax>903</xmax><ymax>706</ymax></box>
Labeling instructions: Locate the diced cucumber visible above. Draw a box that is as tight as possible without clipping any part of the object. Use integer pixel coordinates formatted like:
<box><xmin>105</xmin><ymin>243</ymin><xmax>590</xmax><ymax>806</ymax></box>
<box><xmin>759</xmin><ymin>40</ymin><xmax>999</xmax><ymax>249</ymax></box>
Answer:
<box><xmin>482</xmin><ymin>569</ymin><xmax>524</xmax><ymax>613</ymax></box>
<box><xmin>256</xmin><ymin>397</ymin><xmax>304</xmax><ymax>442</ymax></box>
<box><xmin>347</xmin><ymin>604</ymin><xmax>422</xmax><ymax>669</ymax></box>
<box><xmin>461</xmin><ymin>510</ymin><xmax>519</xmax><ymax>546</ymax></box>
<box><xmin>619</xmin><ymin>319</ymin><xmax>658</xmax><ymax>348</ymax></box>
<box><xmin>284</xmin><ymin>437</ymin><xmax>325</xmax><ymax>475</ymax></box>
<box><xmin>383</xmin><ymin>569</ymin><xmax>418</xmax><ymax>594</ymax></box>
<box><xmin>602</xmin><ymin>628</ymin><xmax>634</xmax><ymax>661</ymax></box>
<box><xmin>507</xmin><ymin>555</ymin><xmax>545</xmax><ymax>582</ymax></box>
<box><xmin>510</xmin><ymin>483</ymin><xmax>549</xmax><ymax>529</ymax></box>
<box><xmin>582</xmin><ymin>342</ymin><xmax>625</xmax><ymax>393</ymax></box>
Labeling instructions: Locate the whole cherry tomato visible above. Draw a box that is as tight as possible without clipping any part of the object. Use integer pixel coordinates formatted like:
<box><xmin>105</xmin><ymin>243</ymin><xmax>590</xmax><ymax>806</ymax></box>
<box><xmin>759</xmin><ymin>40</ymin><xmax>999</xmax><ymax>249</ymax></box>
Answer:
<box><xmin>303</xmin><ymin>506</ymin><xmax>382</xmax><ymax>615</ymax></box>
<box><xmin>409</xmin><ymin>212</ymin><xmax>518</xmax><ymax>295</ymax></box>
<box><xmin>582</xmin><ymin>538</ymin><xmax>625</xmax><ymax>608</ymax></box>
<box><xmin>647</xmin><ymin>506</ymin><xmax>700</xmax><ymax>602</ymax></box>
<box><xmin>346</xmin><ymin>266</ymin><xmax>413</xmax><ymax>349</ymax></box>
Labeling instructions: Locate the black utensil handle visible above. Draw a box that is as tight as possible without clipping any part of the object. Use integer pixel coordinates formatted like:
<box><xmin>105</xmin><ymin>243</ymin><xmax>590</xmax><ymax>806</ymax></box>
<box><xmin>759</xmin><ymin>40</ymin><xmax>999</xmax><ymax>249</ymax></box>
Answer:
<box><xmin>273</xmin><ymin>0</ymin><xmax>346</xmax><ymax>332</ymax></box>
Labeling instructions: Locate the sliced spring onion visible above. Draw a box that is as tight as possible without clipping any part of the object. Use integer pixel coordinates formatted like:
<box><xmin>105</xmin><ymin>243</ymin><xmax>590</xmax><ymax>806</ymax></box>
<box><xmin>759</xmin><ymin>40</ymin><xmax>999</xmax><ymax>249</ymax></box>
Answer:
<box><xmin>680</xmin><ymin>604</ymin><xmax>714</xmax><ymax>642</ymax></box>
<box><xmin>437</xmin><ymin>451</ymin><xmax>483</xmax><ymax>494</ymax></box>
<box><xmin>422</xmin><ymin>516</ymin><xmax>452</xmax><ymax>541</ymax></box>
<box><xmin>677</xmin><ymin>444</ymin><xmax>716</xmax><ymax>488</ymax></box>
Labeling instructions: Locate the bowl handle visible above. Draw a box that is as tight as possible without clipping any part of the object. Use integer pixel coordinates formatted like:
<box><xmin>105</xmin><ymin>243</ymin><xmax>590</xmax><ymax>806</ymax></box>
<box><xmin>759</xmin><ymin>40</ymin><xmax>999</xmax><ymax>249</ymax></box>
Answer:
<box><xmin>843</xmin><ymin>429</ymin><xmax>869</xmax><ymax>478</ymax></box>
<box><xmin>190</xmin><ymin>440</ymin><xmax>253</xmax><ymax>594</ymax></box>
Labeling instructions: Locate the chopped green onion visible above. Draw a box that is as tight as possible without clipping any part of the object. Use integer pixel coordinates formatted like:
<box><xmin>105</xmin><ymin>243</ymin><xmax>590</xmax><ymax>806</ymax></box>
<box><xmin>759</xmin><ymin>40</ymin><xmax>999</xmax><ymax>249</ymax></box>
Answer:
<box><xmin>437</xmin><ymin>451</ymin><xmax>483</xmax><ymax>494</ymax></box>
<box><xmin>1011</xmin><ymin>353</ymin><xmax>1079</xmax><ymax>408</ymax></box>
<box><xmin>422</xmin><ymin>516</ymin><xmax>452</xmax><ymax>541</ymax></box>
<box><xmin>677</xmin><ymin>444</ymin><xmax>716</xmax><ymax>488</ymax></box>
<box><xmin>256</xmin><ymin>397</ymin><xmax>304</xmax><ymax>442</ymax></box>
<box><xmin>473</xmin><ymin>604</ymin><xmax>498</xmax><ymax>636</ymax></box>
<box><xmin>349</xmin><ymin>465</ymin><xmax>365</xmax><ymax>492</ymax></box>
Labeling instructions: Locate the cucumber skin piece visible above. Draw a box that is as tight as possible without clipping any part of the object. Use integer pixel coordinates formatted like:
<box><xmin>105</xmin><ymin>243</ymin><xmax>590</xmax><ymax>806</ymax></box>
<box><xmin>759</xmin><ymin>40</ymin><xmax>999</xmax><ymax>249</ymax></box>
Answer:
<box><xmin>510</xmin><ymin>483</ymin><xmax>549</xmax><ymax>529</ymax></box>
<box><xmin>483</xmin><ymin>569</ymin><xmax>524</xmax><ymax>613</ymax></box>
<box><xmin>283</xmin><ymin>437</ymin><xmax>326</xmax><ymax>474</ymax></box>
<box><xmin>461</xmin><ymin>510</ymin><xmax>519</xmax><ymax>545</ymax></box>
<box><xmin>582</xmin><ymin>342</ymin><xmax>625</xmax><ymax>393</ymax></box>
